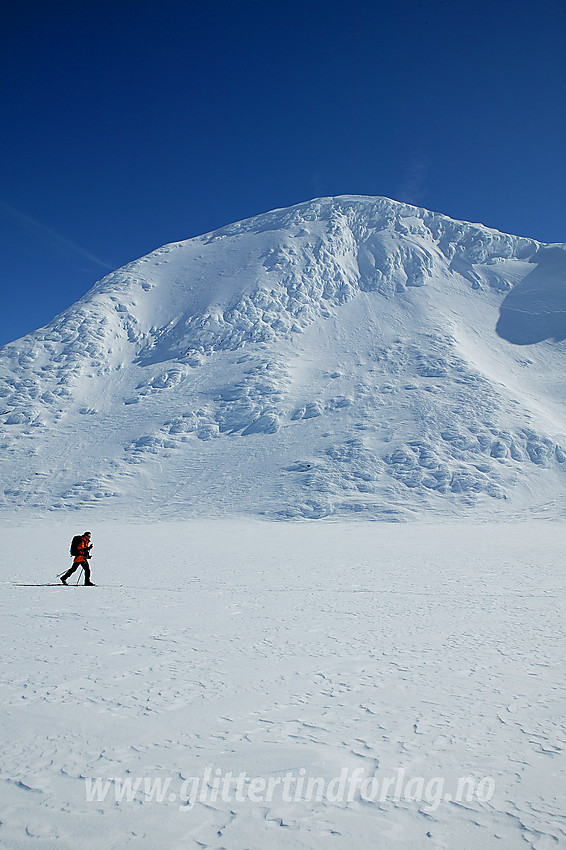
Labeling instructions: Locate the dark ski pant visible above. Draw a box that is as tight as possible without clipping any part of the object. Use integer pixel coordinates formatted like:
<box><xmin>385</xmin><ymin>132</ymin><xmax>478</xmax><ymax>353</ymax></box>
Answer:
<box><xmin>62</xmin><ymin>561</ymin><xmax>91</xmax><ymax>584</ymax></box>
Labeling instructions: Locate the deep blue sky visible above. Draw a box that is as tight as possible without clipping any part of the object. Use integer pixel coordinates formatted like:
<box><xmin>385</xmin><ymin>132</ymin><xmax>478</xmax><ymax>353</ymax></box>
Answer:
<box><xmin>1</xmin><ymin>0</ymin><xmax>565</xmax><ymax>345</ymax></box>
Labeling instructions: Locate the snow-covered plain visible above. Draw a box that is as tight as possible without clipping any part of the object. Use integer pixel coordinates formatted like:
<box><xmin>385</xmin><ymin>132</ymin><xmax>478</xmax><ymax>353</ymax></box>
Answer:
<box><xmin>1</xmin><ymin>519</ymin><xmax>565</xmax><ymax>850</ymax></box>
<box><xmin>1</xmin><ymin>196</ymin><xmax>566</xmax><ymax>848</ymax></box>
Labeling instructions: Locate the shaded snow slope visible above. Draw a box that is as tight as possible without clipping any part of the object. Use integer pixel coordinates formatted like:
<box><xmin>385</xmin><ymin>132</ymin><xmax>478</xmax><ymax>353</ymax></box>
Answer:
<box><xmin>1</xmin><ymin>195</ymin><xmax>565</xmax><ymax>519</ymax></box>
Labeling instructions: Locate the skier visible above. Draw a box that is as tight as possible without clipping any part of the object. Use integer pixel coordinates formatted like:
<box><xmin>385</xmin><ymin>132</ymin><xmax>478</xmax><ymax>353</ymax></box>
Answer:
<box><xmin>60</xmin><ymin>532</ymin><xmax>94</xmax><ymax>585</ymax></box>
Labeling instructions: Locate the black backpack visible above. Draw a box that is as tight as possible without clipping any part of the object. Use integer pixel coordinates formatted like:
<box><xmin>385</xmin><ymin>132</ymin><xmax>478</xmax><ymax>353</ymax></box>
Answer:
<box><xmin>70</xmin><ymin>535</ymin><xmax>83</xmax><ymax>556</ymax></box>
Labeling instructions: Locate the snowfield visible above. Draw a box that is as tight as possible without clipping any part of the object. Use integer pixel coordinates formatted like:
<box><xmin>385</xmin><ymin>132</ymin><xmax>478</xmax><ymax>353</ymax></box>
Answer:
<box><xmin>1</xmin><ymin>196</ymin><xmax>565</xmax><ymax>848</ymax></box>
<box><xmin>1</xmin><ymin>519</ymin><xmax>565</xmax><ymax>850</ymax></box>
<box><xmin>1</xmin><ymin>195</ymin><xmax>565</xmax><ymax>520</ymax></box>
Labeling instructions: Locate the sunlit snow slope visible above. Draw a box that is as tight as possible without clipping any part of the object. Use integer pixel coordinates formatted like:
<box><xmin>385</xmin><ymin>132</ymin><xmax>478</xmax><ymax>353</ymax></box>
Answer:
<box><xmin>1</xmin><ymin>195</ymin><xmax>565</xmax><ymax>519</ymax></box>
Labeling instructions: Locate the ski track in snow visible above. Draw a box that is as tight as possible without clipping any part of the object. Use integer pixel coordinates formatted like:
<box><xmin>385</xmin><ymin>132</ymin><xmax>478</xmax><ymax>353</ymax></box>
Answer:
<box><xmin>1</xmin><ymin>520</ymin><xmax>565</xmax><ymax>849</ymax></box>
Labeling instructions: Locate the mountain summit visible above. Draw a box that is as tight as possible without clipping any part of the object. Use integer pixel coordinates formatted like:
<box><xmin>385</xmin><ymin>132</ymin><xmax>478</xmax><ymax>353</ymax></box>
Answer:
<box><xmin>1</xmin><ymin>195</ymin><xmax>565</xmax><ymax>519</ymax></box>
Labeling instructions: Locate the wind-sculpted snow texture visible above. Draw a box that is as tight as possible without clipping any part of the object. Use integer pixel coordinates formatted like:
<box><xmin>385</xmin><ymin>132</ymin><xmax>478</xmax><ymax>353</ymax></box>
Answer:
<box><xmin>1</xmin><ymin>521</ymin><xmax>565</xmax><ymax>849</ymax></box>
<box><xmin>1</xmin><ymin>195</ymin><xmax>565</xmax><ymax>519</ymax></box>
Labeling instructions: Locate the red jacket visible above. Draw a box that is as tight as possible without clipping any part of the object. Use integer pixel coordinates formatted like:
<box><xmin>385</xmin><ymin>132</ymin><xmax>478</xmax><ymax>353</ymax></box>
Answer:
<box><xmin>73</xmin><ymin>536</ymin><xmax>90</xmax><ymax>564</ymax></box>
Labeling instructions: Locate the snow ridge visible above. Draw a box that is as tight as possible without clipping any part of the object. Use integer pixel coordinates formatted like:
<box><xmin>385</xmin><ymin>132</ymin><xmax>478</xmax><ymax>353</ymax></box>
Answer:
<box><xmin>1</xmin><ymin>195</ymin><xmax>565</xmax><ymax>519</ymax></box>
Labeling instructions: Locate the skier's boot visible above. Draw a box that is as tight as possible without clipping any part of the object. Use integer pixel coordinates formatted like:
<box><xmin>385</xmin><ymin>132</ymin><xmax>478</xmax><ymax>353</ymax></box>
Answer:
<box><xmin>60</xmin><ymin>576</ymin><xmax>68</xmax><ymax>585</ymax></box>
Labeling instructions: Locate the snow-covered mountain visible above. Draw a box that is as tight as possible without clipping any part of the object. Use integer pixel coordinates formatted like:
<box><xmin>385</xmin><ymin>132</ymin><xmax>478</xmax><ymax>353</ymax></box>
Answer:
<box><xmin>1</xmin><ymin>195</ymin><xmax>565</xmax><ymax>520</ymax></box>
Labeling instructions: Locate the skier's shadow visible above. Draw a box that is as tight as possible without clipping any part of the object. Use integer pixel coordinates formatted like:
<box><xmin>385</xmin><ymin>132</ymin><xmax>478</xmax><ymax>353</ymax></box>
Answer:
<box><xmin>12</xmin><ymin>583</ymin><xmax>76</xmax><ymax>587</ymax></box>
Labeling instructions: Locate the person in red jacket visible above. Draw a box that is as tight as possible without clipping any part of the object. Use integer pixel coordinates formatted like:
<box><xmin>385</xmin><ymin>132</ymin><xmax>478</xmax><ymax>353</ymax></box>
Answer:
<box><xmin>60</xmin><ymin>532</ymin><xmax>94</xmax><ymax>585</ymax></box>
